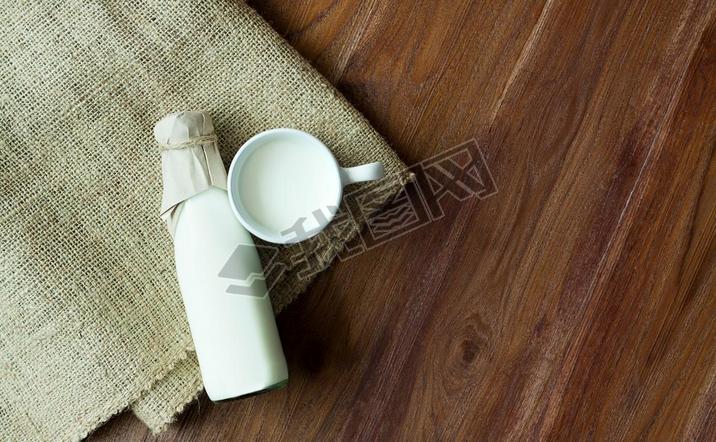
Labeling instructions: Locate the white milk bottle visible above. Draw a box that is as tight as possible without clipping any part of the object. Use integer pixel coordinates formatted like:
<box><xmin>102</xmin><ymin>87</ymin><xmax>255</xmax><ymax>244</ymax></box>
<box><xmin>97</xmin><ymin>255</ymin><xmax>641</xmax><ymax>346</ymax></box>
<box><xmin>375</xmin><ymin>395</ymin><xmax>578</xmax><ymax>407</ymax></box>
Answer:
<box><xmin>154</xmin><ymin>111</ymin><xmax>288</xmax><ymax>401</ymax></box>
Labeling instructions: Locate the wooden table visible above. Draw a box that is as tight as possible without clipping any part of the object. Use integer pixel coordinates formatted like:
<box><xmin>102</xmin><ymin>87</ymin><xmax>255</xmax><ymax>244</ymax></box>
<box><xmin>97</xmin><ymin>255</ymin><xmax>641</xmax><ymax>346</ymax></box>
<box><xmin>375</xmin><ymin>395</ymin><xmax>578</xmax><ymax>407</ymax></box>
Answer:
<box><xmin>92</xmin><ymin>1</ymin><xmax>716</xmax><ymax>439</ymax></box>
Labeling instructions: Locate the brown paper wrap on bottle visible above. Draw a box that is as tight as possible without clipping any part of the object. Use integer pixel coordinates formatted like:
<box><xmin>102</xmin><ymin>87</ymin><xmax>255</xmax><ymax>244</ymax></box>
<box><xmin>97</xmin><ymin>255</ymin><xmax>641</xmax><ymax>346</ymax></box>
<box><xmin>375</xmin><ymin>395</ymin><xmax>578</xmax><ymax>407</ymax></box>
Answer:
<box><xmin>154</xmin><ymin>111</ymin><xmax>228</xmax><ymax>238</ymax></box>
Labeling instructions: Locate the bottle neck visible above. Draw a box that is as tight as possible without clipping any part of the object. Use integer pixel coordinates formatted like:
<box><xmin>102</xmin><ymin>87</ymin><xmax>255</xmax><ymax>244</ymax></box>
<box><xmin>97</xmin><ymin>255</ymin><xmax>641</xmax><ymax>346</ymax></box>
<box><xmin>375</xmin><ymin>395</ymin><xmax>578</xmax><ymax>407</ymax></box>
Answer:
<box><xmin>154</xmin><ymin>111</ymin><xmax>228</xmax><ymax>237</ymax></box>
<box><xmin>161</xmin><ymin>140</ymin><xmax>227</xmax><ymax>197</ymax></box>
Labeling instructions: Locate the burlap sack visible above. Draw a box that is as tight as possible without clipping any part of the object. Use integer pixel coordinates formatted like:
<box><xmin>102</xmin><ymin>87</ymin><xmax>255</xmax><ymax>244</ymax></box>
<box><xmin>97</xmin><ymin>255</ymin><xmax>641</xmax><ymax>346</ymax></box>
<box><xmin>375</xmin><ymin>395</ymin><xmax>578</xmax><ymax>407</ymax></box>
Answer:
<box><xmin>0</xmin><ymin>1</ymin><xmax>409</xmax><ymax>440</ymax></box>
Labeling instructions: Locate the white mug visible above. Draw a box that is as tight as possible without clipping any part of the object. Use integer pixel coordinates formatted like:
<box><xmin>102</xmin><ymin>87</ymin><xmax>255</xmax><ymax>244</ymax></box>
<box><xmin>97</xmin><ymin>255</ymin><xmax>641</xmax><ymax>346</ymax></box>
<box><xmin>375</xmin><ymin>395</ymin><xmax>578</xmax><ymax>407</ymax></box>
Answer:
<box><xmin>227</xmin><ymin>128</ymin><xmax>385</xmax><ymax>244</ymax></box>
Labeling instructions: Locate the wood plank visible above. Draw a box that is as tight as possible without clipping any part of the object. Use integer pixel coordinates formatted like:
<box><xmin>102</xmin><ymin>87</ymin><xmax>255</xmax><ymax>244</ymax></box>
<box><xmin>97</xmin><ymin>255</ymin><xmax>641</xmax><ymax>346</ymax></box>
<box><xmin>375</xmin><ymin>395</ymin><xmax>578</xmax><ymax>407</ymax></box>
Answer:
<box><xmin>547</xmin><ymin>19</ymin><xmax>716</xmax><ymax>439</ymax></box>
<box><xmin>90</xmin><ymin>0</ymin><xmax>716</xmax><ymax>439</ymax></box>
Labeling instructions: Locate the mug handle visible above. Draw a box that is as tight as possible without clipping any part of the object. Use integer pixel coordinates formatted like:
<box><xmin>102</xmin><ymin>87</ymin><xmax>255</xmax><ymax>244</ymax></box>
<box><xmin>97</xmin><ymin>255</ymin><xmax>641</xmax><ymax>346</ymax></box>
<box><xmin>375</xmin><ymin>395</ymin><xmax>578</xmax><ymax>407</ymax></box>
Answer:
<box><xmin>340</xmin><ymin>162</ymin><xmax>385</xmax><ymax>186</ymax></box>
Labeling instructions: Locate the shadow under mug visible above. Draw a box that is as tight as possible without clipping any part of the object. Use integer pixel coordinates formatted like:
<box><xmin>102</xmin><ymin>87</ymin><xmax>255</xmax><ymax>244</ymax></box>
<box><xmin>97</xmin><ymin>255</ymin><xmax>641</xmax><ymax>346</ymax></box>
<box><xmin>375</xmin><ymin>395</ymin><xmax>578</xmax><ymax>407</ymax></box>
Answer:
<box><xmin>227</xmin><ymin>128</ymin><xmax>385</xmax><ymax>244</ymax></box>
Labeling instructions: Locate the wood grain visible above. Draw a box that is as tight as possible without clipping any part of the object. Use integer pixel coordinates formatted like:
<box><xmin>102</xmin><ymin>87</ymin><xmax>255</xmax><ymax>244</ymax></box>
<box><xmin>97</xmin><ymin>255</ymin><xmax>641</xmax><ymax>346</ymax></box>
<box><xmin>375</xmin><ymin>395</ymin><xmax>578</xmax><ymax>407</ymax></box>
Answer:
<box><xmin>90</xmin><ymin>0</ymin><xmax>716</xmax><ymax>440</ymax></box>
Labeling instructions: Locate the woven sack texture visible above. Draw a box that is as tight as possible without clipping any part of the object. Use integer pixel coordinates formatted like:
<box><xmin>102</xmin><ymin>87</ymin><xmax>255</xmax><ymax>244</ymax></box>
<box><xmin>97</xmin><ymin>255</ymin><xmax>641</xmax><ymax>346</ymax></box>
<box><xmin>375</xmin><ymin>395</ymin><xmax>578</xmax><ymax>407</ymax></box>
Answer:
<box><xmin>0</xmin><ymin>1</ymin><xmax>409</xmax><ymax>439</ymax></box>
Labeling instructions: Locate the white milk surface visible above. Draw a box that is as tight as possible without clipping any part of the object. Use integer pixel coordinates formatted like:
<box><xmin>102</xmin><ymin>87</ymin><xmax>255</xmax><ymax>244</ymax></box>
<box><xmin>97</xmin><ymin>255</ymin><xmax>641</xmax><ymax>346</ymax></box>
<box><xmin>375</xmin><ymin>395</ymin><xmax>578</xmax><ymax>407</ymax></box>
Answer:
<box><xmin>237</xmin><ymin>137</ymin><xmax>339</xmax><ymax>234</ymax></box>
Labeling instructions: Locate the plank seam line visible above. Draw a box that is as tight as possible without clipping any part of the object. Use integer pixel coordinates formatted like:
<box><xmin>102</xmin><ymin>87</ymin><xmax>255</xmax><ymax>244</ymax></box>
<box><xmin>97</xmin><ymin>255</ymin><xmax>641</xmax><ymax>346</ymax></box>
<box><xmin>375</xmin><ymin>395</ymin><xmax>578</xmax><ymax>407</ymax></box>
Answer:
<box><xmin>488</xmin><ymin>0</ymin><xmax>556</xmax><ymax>127</ymax></box>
